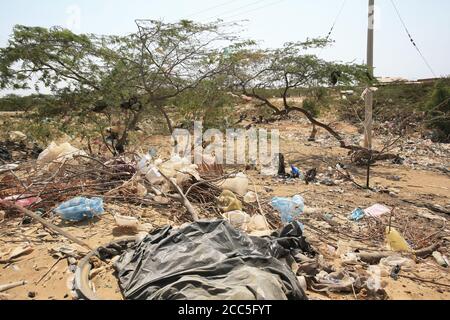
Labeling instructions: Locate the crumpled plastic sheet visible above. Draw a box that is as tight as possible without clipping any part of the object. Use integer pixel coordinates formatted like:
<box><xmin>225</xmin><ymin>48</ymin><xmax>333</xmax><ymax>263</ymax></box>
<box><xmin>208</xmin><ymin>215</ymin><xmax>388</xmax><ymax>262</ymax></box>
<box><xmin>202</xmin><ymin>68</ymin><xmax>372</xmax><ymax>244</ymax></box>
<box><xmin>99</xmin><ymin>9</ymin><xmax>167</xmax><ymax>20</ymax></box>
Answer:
<box><xmin>270</xmin><ymin>195</ymin><xmax>305</xmax><ymax>224</ymax></box>
<box><xmin>349</xmin><ymin>208</ymin><xmax>365</xmax><ymax>221</ymax></box>
<box><xmin>54</xmin><ymin>197</ymin><xmax>104</xmax><ymax>221</ymax></box>
<box><xmin>114</xmin><ymin>220</ymin><xmax>314</xmax><ymax>300</ymax></box>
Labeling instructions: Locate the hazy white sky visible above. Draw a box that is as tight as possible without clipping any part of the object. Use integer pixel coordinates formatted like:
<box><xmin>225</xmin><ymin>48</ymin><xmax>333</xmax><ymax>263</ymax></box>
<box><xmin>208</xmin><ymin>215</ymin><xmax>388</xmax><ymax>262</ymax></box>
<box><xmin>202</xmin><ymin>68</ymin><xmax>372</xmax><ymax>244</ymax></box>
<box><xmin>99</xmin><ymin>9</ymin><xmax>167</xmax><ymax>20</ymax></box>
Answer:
<box><xmin>1</xmin><ymin>0</ymin><xmax>449</xmax><ymax>95</ymax></box>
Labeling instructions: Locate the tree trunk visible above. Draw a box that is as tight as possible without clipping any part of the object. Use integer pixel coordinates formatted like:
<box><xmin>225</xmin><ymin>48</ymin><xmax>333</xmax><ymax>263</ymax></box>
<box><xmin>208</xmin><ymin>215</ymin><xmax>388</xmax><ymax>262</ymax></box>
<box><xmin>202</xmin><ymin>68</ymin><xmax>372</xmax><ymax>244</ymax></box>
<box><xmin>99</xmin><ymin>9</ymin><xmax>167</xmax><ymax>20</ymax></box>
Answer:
<box><xmin>158</xmin><ymin>105</ymin><xmax>174</xmax><ymax>134</ymax></box>
<box><xmin>308</xmin><ymin>124</ymin><xmax>318</xmax><ymax>141</ymax></box>
<box><xmin>117</xmin><ymin>110</ymin><xmax>142</xmax><ymax>154</ymax></box>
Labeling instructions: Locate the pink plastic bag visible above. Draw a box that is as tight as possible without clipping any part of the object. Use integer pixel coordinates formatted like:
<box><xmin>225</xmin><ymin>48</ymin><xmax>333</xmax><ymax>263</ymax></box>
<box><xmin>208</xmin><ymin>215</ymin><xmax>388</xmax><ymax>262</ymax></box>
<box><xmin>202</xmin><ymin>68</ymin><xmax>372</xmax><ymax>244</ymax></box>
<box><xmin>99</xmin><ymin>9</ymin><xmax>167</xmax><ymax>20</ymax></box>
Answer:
<box><xmin>4</xmin><ymin>195</ymin><xmax>42</xmax><ymax>207</ymax></box>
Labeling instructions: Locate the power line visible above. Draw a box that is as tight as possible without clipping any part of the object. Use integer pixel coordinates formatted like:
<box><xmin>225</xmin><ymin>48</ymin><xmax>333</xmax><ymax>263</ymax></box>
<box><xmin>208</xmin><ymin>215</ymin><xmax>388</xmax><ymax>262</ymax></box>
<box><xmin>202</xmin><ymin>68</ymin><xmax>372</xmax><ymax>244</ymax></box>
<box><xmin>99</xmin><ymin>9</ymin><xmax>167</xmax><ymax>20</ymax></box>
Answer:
<box><xmin>220</xmin><ymin>0</ymin><xmax>286</xmax><ymax>21</ymax></box>
<box><xmin>325</xmin><ymin>0</ymin><xmax>347</xmax><ymax>42</ymax></box>
<box><xmin>202</xmin><ymin>0</ymin><xmax>270</xmax><ymax>22</ymax></box>
<box><xmin>390</xmin><ymin>0</ymin><xmax>437</xmax><ymax>77</ymax></box>
<box><xmin>318</xmin><ymin>0</ymin><xmax>347</xmax><ymax>57</ymax></box>
<box><xmin>184</xmin><ymin>0</ymin><xmax>241</xmax><ymax>19</ymax></box>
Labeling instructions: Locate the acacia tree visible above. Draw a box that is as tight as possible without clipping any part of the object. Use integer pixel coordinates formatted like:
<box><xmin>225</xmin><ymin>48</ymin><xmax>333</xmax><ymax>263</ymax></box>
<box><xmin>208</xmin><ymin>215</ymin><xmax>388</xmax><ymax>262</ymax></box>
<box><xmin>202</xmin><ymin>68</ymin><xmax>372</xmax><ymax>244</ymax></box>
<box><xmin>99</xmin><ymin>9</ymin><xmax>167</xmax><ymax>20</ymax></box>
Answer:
<box><xmin>0</xmin><ymin>25</ymin><xmax>142</xmax><ymax>152</ymax></box>
<box><xmin>0</xmin><ymin>21</ymin><xmax>241</xmax><ymax>152</ymax></box>
<box><xmin>228</xmin><ymin>39</ymin><xmax>370</xmax><ymax>150</ymax></box>
<box><xmin>133</xmin><ymin>19</ymin><xmax>241</xmax><ymax>134</ymax></box>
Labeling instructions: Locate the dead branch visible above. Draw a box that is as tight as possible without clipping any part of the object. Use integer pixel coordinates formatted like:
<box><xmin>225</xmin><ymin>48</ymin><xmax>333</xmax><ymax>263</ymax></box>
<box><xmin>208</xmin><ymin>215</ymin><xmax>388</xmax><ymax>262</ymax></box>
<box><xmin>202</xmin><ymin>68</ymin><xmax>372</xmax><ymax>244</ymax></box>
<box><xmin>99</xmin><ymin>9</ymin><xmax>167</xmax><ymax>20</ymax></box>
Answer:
<box><xmin>0</xmin><ymin>200</ymin><xmax>94</xmax><ymax>250</ymax></box>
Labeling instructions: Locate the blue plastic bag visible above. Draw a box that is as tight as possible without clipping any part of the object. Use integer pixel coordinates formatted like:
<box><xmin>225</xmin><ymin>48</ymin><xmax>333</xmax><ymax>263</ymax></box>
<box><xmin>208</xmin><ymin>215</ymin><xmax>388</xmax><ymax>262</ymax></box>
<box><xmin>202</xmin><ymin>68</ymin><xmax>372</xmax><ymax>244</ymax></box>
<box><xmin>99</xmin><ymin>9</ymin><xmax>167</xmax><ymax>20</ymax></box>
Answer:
<box><xmin>271</xmin><ymin>195</ymin><xmax>305</xmax><ymax>224</ymax></box>
<box><xmin>54</xmin><ymin>197</ymin><xmax>104</xmax><ymax>221</ymax></box>
<box><xmin>290</xmin><ymin>165</ymin><xmax>300</xmax><ymax>178</ymax></box>
<box><xmin>349</xmin><ymin>208</ymin><xmax>365</xmax><ymax>221</ymax></box>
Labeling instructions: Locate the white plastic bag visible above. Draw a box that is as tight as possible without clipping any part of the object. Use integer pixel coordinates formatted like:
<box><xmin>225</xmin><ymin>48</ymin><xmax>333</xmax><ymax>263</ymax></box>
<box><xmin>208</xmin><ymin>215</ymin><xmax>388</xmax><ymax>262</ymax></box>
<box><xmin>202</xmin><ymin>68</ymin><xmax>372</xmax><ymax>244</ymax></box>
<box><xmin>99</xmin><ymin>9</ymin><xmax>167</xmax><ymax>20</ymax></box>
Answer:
<box><xmin>38</xmin><ymin>142</ymin><xmax>87</xmax><ymax>165</ymax></box>
<box><xmin>217</xmin><ymin>172</ymin><xmax>249</xmax><ymax>196</ymax></box>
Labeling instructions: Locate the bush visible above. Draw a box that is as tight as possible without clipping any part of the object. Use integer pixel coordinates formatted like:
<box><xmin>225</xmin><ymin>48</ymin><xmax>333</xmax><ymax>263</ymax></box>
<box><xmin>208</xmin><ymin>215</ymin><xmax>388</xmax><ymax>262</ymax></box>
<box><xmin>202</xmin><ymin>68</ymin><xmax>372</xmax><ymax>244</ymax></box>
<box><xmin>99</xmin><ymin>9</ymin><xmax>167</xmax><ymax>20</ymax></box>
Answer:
<box><xmin>424</xmin><ymin>80</ymin><xmax>450</xmax><ymax>142</ymax></box>
<box><xmin>302</xmin><ymin>99</ymin><xmax>320</xmax><ymax>118</ymax></box>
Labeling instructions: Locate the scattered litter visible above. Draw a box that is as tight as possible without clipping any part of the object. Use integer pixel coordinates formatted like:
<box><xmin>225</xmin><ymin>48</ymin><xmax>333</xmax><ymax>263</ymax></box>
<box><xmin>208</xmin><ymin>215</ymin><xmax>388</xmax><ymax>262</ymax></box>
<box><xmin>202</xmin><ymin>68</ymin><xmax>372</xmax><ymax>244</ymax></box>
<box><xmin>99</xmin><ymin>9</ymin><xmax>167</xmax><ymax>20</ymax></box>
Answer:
<box><xmin>0</xmin><ymin>163</ymin><xmax>19</xmax><ymax>173</ymax></box>
<box><xmin>312</xmin><ymin>270</ymin><xmax>360</xmax><ymax>293</ymax></box>
<box><xmin>217</xmin><ymin>172</ymin><xmax>249</xmax><ymax>196</ymax></box>
<box><xmin>290</xmin><ymin>165</ymin><xmax>302</xmax><ymax>179</ymax></box>
<box><xmin>390</xmin><ymin>265</ymin><xmax>401</xmax><ymax>280</ymax></box>
<box><xmin>8</xmin><ymin>245</ymin><xmax>34</xmax><ymax>261</ymax></box>
<box><xmin>349</xmin><ymin>208</ymin><xmax>365</xmax><ymax>221</ymax></box>
<box><xmin>113</xmin><ymin>220</ymin><xmax>311</xmax><ymax>300</ymax></box>
<box><xmin>222</xmin><ymin>210</ymin><xmax>250</xmax><ymax>230</ymax></box>
<box><xmin>320</xmin><ymin>178</ymin><xmax>336</xmax><ymax>186</ymax></box>
<box><xmin>0</xmin><ymin>280</ymin><xmax>27</xmax><ymax>293</ymax></box>
<box><xmin>218</xmin><ymin>190</ymin><xmax>243</xmax><ymax>212</ymax></box>
<box><xmin>385</xmin><ymin>227</ymin><xmax>413</xmax><ymax>253</ymax></box>
<box><xmin>4</xmin><ymin>195</ymin><xmax>41</xmax><ymax>207</ymax></box>
<box><xmin>379</xmin><ymin>255</ymin><xmax>416</xmax><ymax>271</ymax></box>
<box><xmin>243</xmin><ymin>191</ymin><xmax>257</xmax><ymax>204</ymax></box>
<box><xmin>364</xmin><ymin>204</ymin><xmax>391</xmax><ymax>218</ymax></box>
<box><xmin>114</xmin><ymin>215</ymin><xmax>140</xmax><ymax>232</ymax></box>
<box><xmin>305</xmin><ymin>168</ymin><xmax>317</xmax><ymax>184</ymax></box>
<box><xmin>432</xmin><ymin>251</ymin><xmax>448</xmax><ymax>268</ymax></box>
<box><xmin>54</xmin><ymin>197</ymin><xmax>104</xmax><ymax>222</ymax></box>
<box><xmin>271</xmin><ymin>195</ymin><xmax>305</xmax><ymax>224</ymax></box>
<box><xmin>247</xmin><ymin>214</ymin><xmax>271</xmax><ymax>236</ymax></box>
<box><xmin>37</xmin><ymin>142</ymin><xmax>87</xmax><ymax>165</ymax></box>
<box><xmin>9</xmin><ymin>131</ymin><xmax>27</xmax><ymax>142</ymax></box>
<box><xmin>297</xmin><ymin>276</ymin><xmax>307</xmax><ymax>292</ymax></box>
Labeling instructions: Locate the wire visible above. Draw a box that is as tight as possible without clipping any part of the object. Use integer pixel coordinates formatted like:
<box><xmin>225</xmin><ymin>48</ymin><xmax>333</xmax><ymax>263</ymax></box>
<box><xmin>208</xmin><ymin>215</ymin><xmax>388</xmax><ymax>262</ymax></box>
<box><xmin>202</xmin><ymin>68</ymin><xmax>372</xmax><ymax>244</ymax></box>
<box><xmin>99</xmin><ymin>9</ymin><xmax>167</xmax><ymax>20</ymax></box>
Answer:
<box><xmin>390</xmin><ymin>0</ymin><xmax>437</xmax><ymax>77</ymax></box>
<box><xmin>325</xmin><ymin>0</ymin><xmax>347</xmax><ymax>42</ymax></box>
<box><xmin>318</xmin><ymin>0</ymin><xmax>347</xmax><ymax>57</ymax></box>
<box><xmin>202</xmin><ymin>0</ymin><xmax>270</xmax><ymax>22</ymax></box>
<box><xmin>220</xmin><ymin>0</ymin><xmax>286</xmax><ymax>21</ymax></box>
<box><xmin>184</xmin><ymin>0</ymin><xmax>242</xmax><ymax>19</ymax></box>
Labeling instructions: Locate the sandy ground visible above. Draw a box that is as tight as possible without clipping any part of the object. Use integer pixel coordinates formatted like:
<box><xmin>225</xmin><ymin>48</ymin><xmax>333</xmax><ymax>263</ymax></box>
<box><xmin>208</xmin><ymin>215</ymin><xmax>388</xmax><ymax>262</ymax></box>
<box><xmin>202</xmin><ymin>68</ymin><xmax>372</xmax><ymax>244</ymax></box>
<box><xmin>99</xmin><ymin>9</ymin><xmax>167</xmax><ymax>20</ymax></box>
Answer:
<box><xmin>0</xmin><ymin>114</ymin><xmax>449</xmax><ymax>301</ymax></box>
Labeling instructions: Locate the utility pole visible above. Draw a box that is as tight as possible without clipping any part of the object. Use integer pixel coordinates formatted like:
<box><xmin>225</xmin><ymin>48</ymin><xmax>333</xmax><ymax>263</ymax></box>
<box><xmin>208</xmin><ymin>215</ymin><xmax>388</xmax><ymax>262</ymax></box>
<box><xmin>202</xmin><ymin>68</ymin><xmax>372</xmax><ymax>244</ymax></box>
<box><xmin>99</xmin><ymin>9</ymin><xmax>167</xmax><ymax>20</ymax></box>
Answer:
<box><xmin>364</xmin><ymin>0</ymin><xmax>375</xmax><ymax>149</ymax></box>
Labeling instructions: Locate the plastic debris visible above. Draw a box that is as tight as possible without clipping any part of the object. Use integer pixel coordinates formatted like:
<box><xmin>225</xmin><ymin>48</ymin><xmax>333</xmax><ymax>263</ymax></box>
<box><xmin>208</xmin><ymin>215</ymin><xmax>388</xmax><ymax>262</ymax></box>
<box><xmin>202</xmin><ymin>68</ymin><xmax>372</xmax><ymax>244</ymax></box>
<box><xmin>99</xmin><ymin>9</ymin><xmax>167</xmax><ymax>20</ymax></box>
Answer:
<box><xmin>114</xmin><ymin>220</ymin><xmax>310</xmax><ymax>300</ymax></box>
<box><xmin>364</xmin><ymin>204</ymin><xmax>391</xmax><ymax>218</ymax></box>
<box><xmin>0</xmin><ymin>280</ymin><xmax>27</xmax><ymax>293</ymax></box>
<box><xmin>313</xmin><ymin>270</ymin><xmax>359</xmax><ymax>293</ymax></box>
<box><xmin>3</xmin><ymin>195</ymin><xmax>41</xmax><ymax>208</ymax></box>
<box><xmin>305</xmin><ymin>168</ymin><xmax>317</xmax><ymax>184</ymax></box>
<box><xmin>222</xmin><ymin>210</ymin><xmax>250</xmax><ymax>230</ymax></box>
<box><xmin>297</xmin><ymin>276</ymin><xmax>307</xmax><ymax>292</ymax></box>
<box><xmin>37</xmin><ymin>142</ymin><xmax>87</xmax><ymax>165</ymax></box>
<box><xmin>54</xmin><ymin>197</ymin><xmax>104</xmax><ymax>222</ymax></box>
<box><xmin>114</xmin><ymin>215</ymin><xmax>140</xmax><ymax>232</ymax></box>
<box><xmin>243</xmin><ymin>191</ymin><xmax>257</xmax><ymax>204</ymax></box>
<box><xmin>218</xmin><ymin>190</ymin><xmax>243</xmax><ymax>212</ymax></box>
<box><xmin>390</xmin><ymin>265</ymin><xmax>401</xmax><ymax>280</ymax></box>
<box><xmin>217</xmin><ymin>172</ymin><xmax>249</xmax><ymax>196</ymax></box>
<box><xmin>0</xmin><ymin>163</ymin><xmax>19</xmax><ymax>173</ymax></box>
<box><xmin>247</xmin><ymin>214</ymin><xmax>271</xmax><ymax>236</ymax></box>
<box><xmin>8</xmin><ymin>245</ymin><xmax>34</xmax><ymax>260</ymax></box>
<box><xmin>290</xmin><ymin>165</ymin><xmax>301</xmax><ymax>178</ymax></box>
<box><xmin>385</xmin><ymin>227</ymin><xmax>413</xmax><ymax>253</ymax></box>
<box><xmin>432</xmin><ymin>251</ymin><xmax>448</xmax><ymax>268</ymax></box>
<box><xmin>138</xmin><ymin>155</ymin><xmax>200</xmax><ymax>188</ymax></box>
<box><xmin>380</xmin><ymin>255</ymin><xmax>415</xmax><ymax>268</ymax></box>
<box><xmin>349</xmin><ymin>208</ymin><xmax>365</xmax><ymax>221</ymax></box>
<box><xmin>366</xmin><ymin>265</ymin><xmax>384</xmax><ymax>292</ymax></box>
<box><xmin>271</xmin><ymin>195</ymin><xmax>305</xmax><ymax>224</ymax></box>
<box><xmin>9</xmin><ymin>131</ymin><xmax>27</xmax><ymax>142</ymax></box>
<box><xmin>159</xmin><ymin>155</ymin><xmax>200</xmax><ymax>186</ymax></box>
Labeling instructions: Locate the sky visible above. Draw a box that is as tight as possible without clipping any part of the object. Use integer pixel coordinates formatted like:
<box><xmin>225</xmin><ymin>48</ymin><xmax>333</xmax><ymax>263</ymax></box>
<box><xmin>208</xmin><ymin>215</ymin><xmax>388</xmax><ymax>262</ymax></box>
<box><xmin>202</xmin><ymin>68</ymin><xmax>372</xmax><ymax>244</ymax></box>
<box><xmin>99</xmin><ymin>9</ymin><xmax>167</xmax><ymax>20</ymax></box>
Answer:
<box><xmin>0</xmin><ymin>0</ymin><xmax>449</xmax><ymax>95</ymax></box>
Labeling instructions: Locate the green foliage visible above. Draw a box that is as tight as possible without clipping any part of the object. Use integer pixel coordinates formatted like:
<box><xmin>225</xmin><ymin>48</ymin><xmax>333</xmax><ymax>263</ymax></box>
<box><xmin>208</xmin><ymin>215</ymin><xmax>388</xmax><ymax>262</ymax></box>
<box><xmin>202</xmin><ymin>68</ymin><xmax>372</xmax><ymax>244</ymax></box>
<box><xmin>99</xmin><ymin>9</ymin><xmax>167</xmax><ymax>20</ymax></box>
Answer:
<box><xmin>226</xmin><ymin>38</ymin><xmax>369</xmax><ymax>116</ymax></box>
<box><xmin>172</xmin><ymin>77</ymin><xmax>236</xmax><ymax>130</ymax></box>
<box><xmin>424</xmin><ymin>79</ymin><xmax>450</xmax><ymax>141</ymax></box>
<box><xmin>302</xmin><ymin>99</ymin><xmax>319</xmax><ymax>118</ymax></box>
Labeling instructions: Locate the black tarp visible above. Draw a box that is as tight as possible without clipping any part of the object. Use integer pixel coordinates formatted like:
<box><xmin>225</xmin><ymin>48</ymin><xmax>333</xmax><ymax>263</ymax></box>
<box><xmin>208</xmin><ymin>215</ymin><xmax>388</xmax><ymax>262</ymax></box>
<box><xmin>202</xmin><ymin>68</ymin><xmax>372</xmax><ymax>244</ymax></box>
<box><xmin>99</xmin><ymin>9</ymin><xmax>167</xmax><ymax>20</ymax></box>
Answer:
<box><xmin>114</xmin><ymin>219</ymin><xmax>314</xmax><ymax>300</ymax></box>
